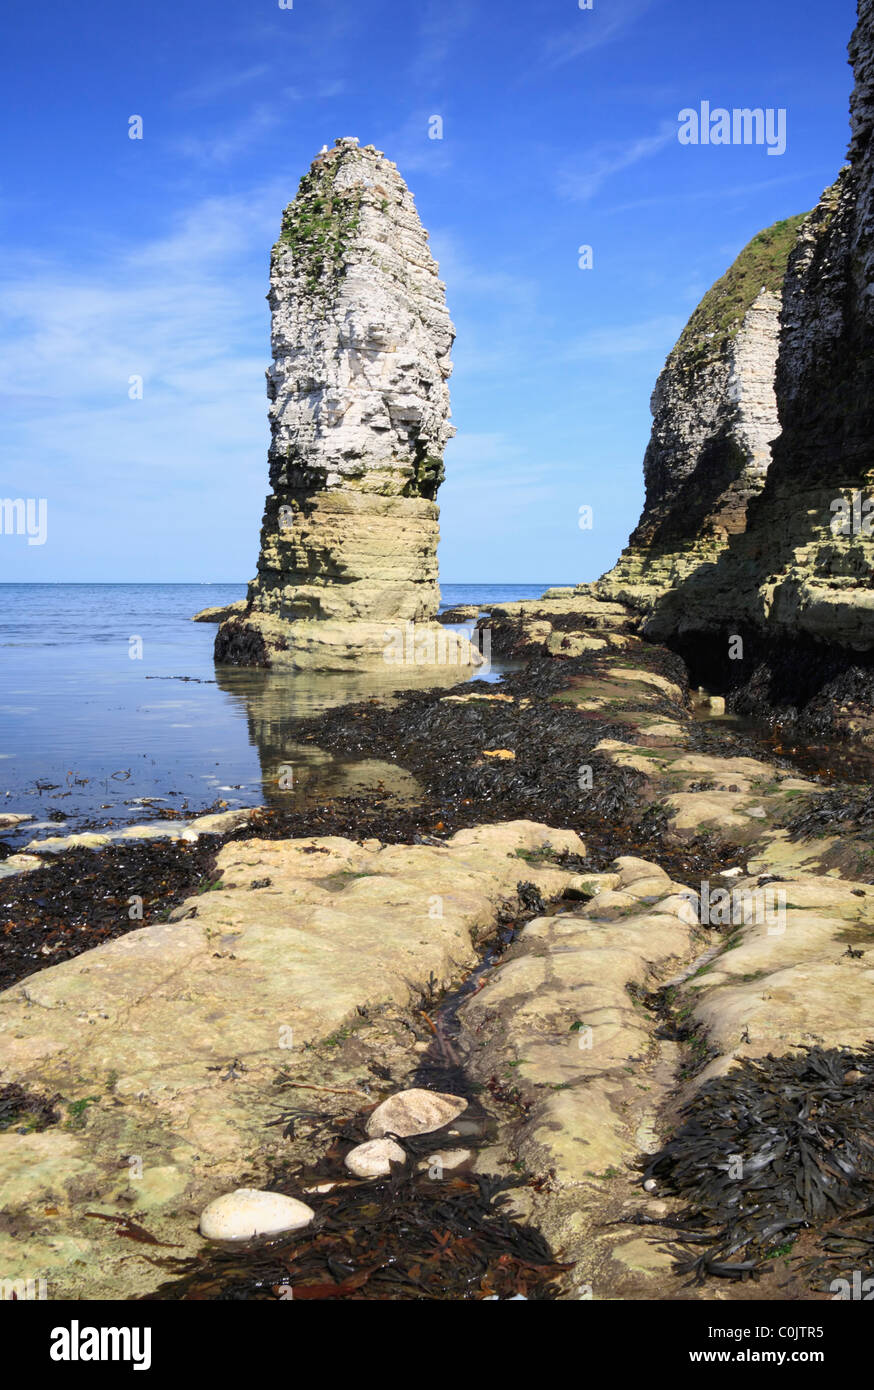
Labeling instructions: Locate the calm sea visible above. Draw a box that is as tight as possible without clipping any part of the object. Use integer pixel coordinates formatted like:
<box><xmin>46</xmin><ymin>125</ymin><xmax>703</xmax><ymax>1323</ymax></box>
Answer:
<box><xmin>0</xmin><ymin>583</ymin><xmax>561</xmax><ymax>844</ymax></box>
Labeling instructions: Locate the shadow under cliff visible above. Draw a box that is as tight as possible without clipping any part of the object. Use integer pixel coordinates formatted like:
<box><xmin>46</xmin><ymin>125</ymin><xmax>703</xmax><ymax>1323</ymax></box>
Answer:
<box><xmin>632</xmin><ymin>425</ymin><xmax>753</xmax><ymax>553</ymax></box>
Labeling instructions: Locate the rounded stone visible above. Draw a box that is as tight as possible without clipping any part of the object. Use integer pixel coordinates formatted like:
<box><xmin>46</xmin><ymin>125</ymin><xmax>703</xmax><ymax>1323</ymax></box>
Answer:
<box><xmin>199</xmin><ymin>1188</ymin><xmax>314</xmax><ymax>1241</ymax></box>
<box><xmin>365</xmin><ymin>1088</ymin><xmax>467</xmax><ymax>1138</ymax></box>
<box><xmin>417</xmin><ymin>1148</ymin><xmax>472</xmax><ymax>1174</ymax></box>
<box><xmin>344</xmin><ymin>1138</ymin><xmax>406</xmax><ymax>1177</ymax></box>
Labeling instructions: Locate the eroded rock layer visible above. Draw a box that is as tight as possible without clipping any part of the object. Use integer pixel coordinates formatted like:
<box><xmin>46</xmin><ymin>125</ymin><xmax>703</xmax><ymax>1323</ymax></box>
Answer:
<box><xmin>215</xmin><ymin>138</ymin><xmax>472</xmax><ymax>671</ymax></box>
<box><xmin>595</xmin><ymin>215</ymin><xmax>807</xmax><ymax>614</ymax></box>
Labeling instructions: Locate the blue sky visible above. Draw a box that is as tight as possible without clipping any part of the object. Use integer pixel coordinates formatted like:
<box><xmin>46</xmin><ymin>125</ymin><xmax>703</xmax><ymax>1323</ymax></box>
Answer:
<box><xmin>0</xmin><ymin>0</ymin><xmax>859</xmax><ymax>584</ymax></box>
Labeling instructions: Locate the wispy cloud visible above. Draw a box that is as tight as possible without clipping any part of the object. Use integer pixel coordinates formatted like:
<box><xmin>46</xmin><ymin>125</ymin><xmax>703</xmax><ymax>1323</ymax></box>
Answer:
<box><xmin>381</xmin><ymin>111</ymin><xmax>454</xmax><ymax>175</ymax></box>
<box><xmin>557</xmin><ymin>122</ymin><xmax>675</xmax><ymax>200</ymax></box>
<box><xmin>410</xmin><ymin>0</ymin><xmax>475</xmax><ymax>84</ymax></box>
<box><xmin>430</xmin><ymin>233</ymin><xmax>538</xmax><ymax>309</ymax></box>
<box><xmin>175</xmin><ymin>104</ymin><xmax>280</xmax><ymax>166</ymax></box>
<box><xmin>442</xmin><ymin>441</ymin><xmax>583</xmax><ymax>514</ymax></box>
<box><xmin>428</xmin><ymin>231</ymin><xmax>544</xmax><ymax>376</ymax></box>
<box><xmin>542</xmin><ymin>0</ymin><xmax>656</xmax><ymax>66</ymax></box>
<box><xmin>601</xmin><ymin>170</ymin><xmax>816</xmax><ymax>215</ymax></box>
<box><xmin>0</xmin><ymin>184</ymin><xmax>292</xmax><ymax>577</ymax></box>
<box><xmin>445</xmin><ymin>431</ymin><xmax>521</xmax><ymax>469</ymax></box>
<box><xmin>567</xmin><ymin>314</ymin><xmax>684</xmax><ymax>360</ymax></box>
<box><xmin>281</xmin><ymin>78</ymin><xmax>346</xmax><ymax>102</ymax></box>
<box><xmin>443</xmin><ymin>439</ymin><xmax>571</xmax><ymax>505</ymax></box>
<box><xmin>177</xmin><ymin>64</ymin><xmax>272</xmax><ymax>107</ymax></box>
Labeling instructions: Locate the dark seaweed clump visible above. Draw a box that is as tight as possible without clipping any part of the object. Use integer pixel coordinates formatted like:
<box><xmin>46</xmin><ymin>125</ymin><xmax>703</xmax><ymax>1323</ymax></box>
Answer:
<box><xmin>785</xmin><ymin>786</ymin><xmax>874</xmax><ymax>840</ymax></box>
<box><xmin>0</xmin><ymin>1081</ymin><xmax>60</xmax><ymax>1132</ymax></box>
<box><xmin>144</xmin><ymin>1166</ymin><xmax>569</xmax><ymax>1301</ymax></box>
<box><xmin>0</xmin><ymin>838</ymin><xmax>219</xmax><ymax>991</ymax></box>
<box><xmin>641</xmin><ymin>1045</ymin><xmax>874</xmax><ymax>1284</ymax></box>
<box><xmin>290</xmin><ymin>653</ymin><xmax>673</xmax><ymax>839</ymax></box>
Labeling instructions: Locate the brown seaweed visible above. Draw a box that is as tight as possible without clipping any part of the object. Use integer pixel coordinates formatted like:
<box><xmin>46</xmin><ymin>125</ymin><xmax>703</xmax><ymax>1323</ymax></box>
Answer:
<box><xmin>143</xmin><ymin>1166</ymin><xmax>570</xmax><ymax>1302</ymax></box>
<box><xmin>640</xmin><ymin>1044</ymin><xmax>874</xmax><ymax>1286</ymax></box>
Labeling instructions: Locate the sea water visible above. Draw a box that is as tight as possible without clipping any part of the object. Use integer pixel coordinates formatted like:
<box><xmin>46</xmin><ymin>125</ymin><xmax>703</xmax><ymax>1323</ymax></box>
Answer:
<box><xmin>0</xmin><ymin>583</ymin><xmax>559</xmax><ymax>843</ymax></box>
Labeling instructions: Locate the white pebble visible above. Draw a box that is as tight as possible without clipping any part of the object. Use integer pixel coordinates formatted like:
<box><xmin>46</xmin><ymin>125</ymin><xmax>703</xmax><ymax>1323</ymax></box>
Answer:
<box><xmin>417</xmin><ymin>1148</ymin><xmax>472</xmax><ymax>1174</ymax></box>
<box><xmin>366</xmin><ymin>1088</ymin><xmax>467</xmax><ymax>1138</ymax></box>
<box><xmin>345</xmin><ymin>1138</ymin><xmax>406</xmax><ymax>1177</ymax></box>
<box><xmin>199</xmin><ymin>1188</ymin><xmax>314</xmax><ymax>1241</ymax></box>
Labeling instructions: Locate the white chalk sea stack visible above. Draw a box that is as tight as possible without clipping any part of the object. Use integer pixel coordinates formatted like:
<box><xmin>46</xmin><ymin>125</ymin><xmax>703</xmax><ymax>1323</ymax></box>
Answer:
<box><xmin>199</xmin><ymin>1188</ymin><xmax>315</xmax><ymax>1241</ymax></box>
<box><xmin>215</xmin><ymin>136</ymin><xmax>478</xmax><ymax>675</ymax></box>
<box><xmin>344</xmin><ymin>1137</ymin><xmax>407</xmax><ymax>1177</ymax></box>
<box><xmin>365</xmin><ymin>1088</ymin><xmax>467</xmax><ymax>1139</ymax></box>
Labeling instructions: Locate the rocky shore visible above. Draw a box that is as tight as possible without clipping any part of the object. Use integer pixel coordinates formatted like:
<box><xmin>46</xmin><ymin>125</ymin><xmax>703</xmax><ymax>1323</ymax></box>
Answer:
<box><xmin>3</xmin><ymin>593</ymin><xmax>874</xmax><ymax>1300</ymax></box>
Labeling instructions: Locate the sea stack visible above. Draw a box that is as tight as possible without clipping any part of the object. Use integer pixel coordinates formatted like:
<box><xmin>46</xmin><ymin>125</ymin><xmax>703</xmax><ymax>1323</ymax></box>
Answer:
<box><xmin>215</xmin><ymin>137</ymin><xmax>475</xmax><ymax>673</ymax></box>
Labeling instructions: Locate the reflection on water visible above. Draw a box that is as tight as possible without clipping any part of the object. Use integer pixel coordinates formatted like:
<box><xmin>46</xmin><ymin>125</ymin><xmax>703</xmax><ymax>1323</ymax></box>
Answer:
<box><xmin>212</xmin><ymin>664</ymin><xmax>449</xmax><ymax>811</ymax></box>
<box><xmin>215</xmin><ymin>628</ymin><xmax>495</xmax><ymax>720</ymax></box>
<box><xmin>0</xmin><ymin>582</ymin><xmax>528</xmax><ymax>844</ymax></box>
<box><xmin>213</xmin><ymin>630</ymin><xmax>522</xmax><ymax>810</ymax></box>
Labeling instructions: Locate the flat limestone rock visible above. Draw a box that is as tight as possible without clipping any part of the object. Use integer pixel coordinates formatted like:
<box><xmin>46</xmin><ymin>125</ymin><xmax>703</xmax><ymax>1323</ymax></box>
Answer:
<box><xmin>0</xmin><ymin>853</ymin><xmax>42</xmax><ymax>879</ymax></box>
<box><xmin>437</xmin><ymin>605</ymin><xmax>480</xmax><ymax>623</ymax></box>
<box><xmin>16</xmin><ymin>808</ymin><xmax>260</xmax><ymax>863</ymax></box>
<box><xmin>686</xmin><ymin>864</ymin><xmax>874</xmax><ymax>1080</ymax></box>
<box><xmin>667</xmin><ymin>791</ymin><xmax>756</xmax><ymax>833</ymax></box>
<box><xmin>459</xmin><ymin>867</ymin><xmax>700</xmax><ymax>1184</ymax></box>
<box><xmin>613</xmin><ymin>856</ymin><xmax>672</xmax><ymax>887</ymax></box>
<box><xmin>365</xmin><ymin>1088</ymin><xmax>467</xmax><ymax>1138</ymax></box>
<box><xmin>192</xmin><ymin>600</ymin><xmax>246</xmax><ymax>624</ymax></box>
<box><xmin>199</xmin><ymin>1189</ymin><xmax>314</xmax><ymax>1240</ymax></box>
<box><xmin>0</xmin><ymin>818</ymin><xmax>585</xmax><ymax>1299</ymax></box>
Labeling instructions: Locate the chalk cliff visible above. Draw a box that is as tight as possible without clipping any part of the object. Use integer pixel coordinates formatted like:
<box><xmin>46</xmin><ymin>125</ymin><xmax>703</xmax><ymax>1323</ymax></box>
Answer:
<box><xmin>642</xmin><ymin>0</ymin><xmax>874</xmax><ymax>737</ymax></box>
<box><xmin>491</xmin><ymin>3</ymin><xmax>874</xmax><ymax>744</ymax></box>
<box><xmin>215</xmin><ymin>137</ymin><xmax>475</xmax><ymax>673</ymax></box>
<box><xmin>595</xmin><ymin>215</ymin><xmax>807</xmax><ymax>613</ymax></box>
<box><xmin>482</xmin><ymin>218</ymin><xmax>807</xmax><ymax>662</ymax></box>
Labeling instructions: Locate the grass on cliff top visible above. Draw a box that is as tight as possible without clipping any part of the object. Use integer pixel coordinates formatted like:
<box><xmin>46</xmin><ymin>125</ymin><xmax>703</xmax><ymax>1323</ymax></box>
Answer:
<box><xmin>671</xmin><ymin>211</ymin><xmax>809</xmax><ymax>369</ymax></box>
<box><xmin>273</xmin><ymin>148</ymin><xmax>363</xmax><ymax>295</ymax></box>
